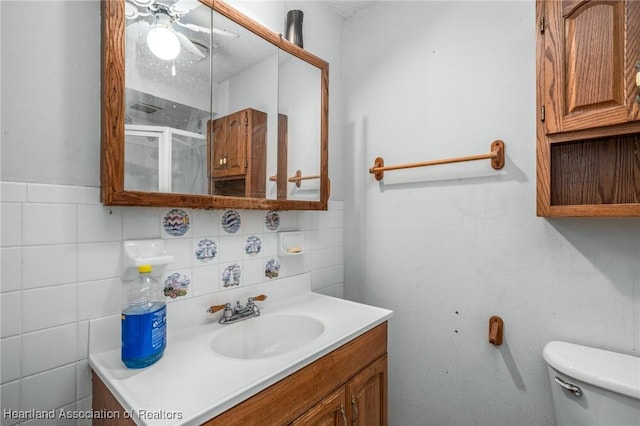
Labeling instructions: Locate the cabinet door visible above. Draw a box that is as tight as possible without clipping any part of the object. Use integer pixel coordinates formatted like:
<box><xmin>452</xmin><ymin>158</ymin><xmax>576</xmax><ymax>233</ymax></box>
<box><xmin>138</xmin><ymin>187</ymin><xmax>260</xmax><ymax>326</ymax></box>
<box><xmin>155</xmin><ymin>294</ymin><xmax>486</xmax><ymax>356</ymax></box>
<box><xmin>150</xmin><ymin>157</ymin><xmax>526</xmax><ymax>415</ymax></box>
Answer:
<box><xmin>542</xmin><ymin>0</ymin><xmax>640</xmax><ymax>133</ymax></box>
<box><xmin>210</xmin><ymin>110</ymin><xmax>247</xmax><ymax>178</ymax></box>
<box><xmin>290</xmin><ymin>387</ymin><xmax>347</xmax><ymax>426</ymax></box>
<box><xmin>346</xmin><ymin>355</ymin><xmax>387</xmax><ymax>426</ymax></box>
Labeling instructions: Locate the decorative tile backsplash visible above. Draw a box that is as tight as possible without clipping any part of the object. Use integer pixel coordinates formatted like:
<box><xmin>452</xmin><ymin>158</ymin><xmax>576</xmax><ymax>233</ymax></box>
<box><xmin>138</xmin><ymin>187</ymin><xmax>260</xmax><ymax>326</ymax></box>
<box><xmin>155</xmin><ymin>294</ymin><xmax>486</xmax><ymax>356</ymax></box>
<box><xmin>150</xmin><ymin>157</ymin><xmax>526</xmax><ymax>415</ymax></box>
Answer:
<box><xmin>0</xmin><ymin>182</ymin><xmax>344</xmax><ymax>426</ymax></box>
<box><xmin>245</xmin><ymin>235</ymin><xmax>262</xmax><ymax>256</ymax></box>
<box><xmin>221</xmin><ymin>209</ymin><xmax>241</xmax><ymax>234</ymax></box>
<box><xmin>264</xmin><ymin>210</ymin><xmax>280</xmax><ymax>231</ymax></box>
<box><xmin>221</xmin><ymin>263</ymin><xmax>242</xmax><ymax>287</ymax></box>
<box><xmin>195</xmin><ymin>238</ymin><xmax>217</xmax><ymax>261</ymax></box>
<box><xmin>265</xmin><ymin>258</ymin><xmax>281</xmax><ymax>279</ymax></box>
<box><xmin>162</xmin><ymin>208</ymin><xmax>190</xmax><ymax>237</ymax></box>
<box><xmin>163</xmin><ymin>272</ymin><xmax>190</xmax><ymax>299</ymax></box>
<box><xmin>158</xmin><ymin>208</ymin><xmax>292</xmax><ymax>294</ymax></box>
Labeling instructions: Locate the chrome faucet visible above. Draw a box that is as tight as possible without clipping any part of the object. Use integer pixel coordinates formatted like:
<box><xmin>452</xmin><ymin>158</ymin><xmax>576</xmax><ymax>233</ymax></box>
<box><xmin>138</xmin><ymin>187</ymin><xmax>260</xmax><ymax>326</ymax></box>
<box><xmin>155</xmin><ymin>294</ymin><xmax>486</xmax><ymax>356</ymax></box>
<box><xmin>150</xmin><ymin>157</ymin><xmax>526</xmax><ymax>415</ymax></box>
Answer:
<box><xmin>207</xmin><ymin>294</ymin><xmax>267</xmax><ymax>324</ymax></box>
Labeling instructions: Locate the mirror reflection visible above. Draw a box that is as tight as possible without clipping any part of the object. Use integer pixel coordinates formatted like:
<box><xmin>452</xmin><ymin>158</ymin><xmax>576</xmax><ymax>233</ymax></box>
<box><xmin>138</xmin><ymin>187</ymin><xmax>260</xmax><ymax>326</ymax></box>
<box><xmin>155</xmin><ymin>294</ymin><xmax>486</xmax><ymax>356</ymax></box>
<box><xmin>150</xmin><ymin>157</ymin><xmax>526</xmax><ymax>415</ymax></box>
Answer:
<box><xmin>124</xmin><ymin>0</ymin><xmax>212</xmax><ymax>194</ymax></box>
<box><xmin>208</xmin><ymin>9</ymin><xmax>278</xmax><ymax>198</ymax></box>
<box><xmin>277</xmin><ymin>49</ymin><xmax>322</xmax><ymax>201</ymax></box>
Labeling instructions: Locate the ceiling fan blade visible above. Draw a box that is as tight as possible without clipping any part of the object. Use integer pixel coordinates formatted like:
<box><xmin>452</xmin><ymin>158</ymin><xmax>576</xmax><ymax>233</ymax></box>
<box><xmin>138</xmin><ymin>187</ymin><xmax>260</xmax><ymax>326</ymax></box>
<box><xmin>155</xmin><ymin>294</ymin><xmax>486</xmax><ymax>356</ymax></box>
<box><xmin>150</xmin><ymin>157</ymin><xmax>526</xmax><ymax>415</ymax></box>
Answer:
<box><xmin>175</xmin><ymin>31</ymin><xmax>206</xmax><ymax>59</ymax></box>
<box><xmin>170</xmin><ymin>0</ymin><xmax>202</xmax><ymax>14</ymax></box>
<box><xmin>175</xmin><ymin>21</ymin><xmax>240</xmax><ymax>39</ymax></box>
<box><xmin>211</xmin><ymin>27</ymin><xmax>240</xmax><ymax>39</ymax></box>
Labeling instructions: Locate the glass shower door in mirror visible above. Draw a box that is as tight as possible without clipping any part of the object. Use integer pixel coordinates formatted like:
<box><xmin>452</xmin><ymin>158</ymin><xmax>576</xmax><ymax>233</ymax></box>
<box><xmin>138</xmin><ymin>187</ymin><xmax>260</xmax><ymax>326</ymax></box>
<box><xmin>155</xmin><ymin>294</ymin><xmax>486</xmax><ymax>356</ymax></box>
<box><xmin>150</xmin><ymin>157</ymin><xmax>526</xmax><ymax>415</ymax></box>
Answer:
<box><xmin>277</xmin><ymin>49</ymin><xmax>322</xmax><ymax>201</ymax></box>
<box><xmin>123</xmin><ymin>0</ymin><xmax>212</xmax><ymax>194</ymax></box>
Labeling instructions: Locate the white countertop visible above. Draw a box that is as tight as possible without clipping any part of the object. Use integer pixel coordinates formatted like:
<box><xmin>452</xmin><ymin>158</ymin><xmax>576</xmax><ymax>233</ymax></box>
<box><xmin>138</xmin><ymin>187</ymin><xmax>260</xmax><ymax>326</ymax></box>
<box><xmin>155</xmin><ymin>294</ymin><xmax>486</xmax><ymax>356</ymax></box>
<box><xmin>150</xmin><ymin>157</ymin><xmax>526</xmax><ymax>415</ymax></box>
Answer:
<box><xmin>89</xmin><ymin>276</ymin><xmax>392</xmax><ymax>426</ymax></box>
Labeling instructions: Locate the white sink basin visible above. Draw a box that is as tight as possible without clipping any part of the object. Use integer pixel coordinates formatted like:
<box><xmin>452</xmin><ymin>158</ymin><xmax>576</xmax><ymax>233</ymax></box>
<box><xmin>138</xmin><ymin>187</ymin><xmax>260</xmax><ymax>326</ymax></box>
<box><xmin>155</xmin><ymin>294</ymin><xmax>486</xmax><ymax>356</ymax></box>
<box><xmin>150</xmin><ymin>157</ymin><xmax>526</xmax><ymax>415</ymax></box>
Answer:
<box><xmin>211</xmin><ymin>314</ymin><xmax>325</xmax><ymax>359</ymax></box>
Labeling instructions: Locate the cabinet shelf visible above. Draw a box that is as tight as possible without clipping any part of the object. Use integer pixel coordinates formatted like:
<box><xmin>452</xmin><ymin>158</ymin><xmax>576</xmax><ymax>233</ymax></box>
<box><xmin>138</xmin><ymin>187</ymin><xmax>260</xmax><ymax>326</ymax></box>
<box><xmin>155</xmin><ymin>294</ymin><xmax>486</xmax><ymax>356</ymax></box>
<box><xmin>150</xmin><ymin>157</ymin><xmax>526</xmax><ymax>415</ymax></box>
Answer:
<box><xmin>550</xmin><ymin>134</ymin><xmax>640</xmax><ymax>207</ymax></box>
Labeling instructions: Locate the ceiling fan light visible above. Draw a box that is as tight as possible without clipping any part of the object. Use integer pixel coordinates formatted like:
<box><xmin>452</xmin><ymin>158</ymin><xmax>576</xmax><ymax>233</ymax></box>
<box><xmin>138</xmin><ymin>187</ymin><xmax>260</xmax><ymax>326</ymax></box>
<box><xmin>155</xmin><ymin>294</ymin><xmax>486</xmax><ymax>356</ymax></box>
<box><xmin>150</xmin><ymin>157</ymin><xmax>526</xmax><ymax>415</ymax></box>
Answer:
<box><xmin>147</xmin><ymin>26</ymin><xmax>181</xmax><ymax>60</ymax></box>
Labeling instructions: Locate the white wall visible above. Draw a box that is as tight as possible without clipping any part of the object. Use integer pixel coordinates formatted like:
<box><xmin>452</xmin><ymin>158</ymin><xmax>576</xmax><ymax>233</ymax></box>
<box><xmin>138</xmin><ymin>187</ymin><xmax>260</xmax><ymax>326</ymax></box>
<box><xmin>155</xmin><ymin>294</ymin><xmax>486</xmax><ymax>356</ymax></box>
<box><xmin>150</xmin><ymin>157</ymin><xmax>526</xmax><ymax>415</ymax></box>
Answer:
<box><xmin>1</xmin><ymin>0</ymin><xmax>101</xmax><ymax>187</ymax></box>
<box><xmin>0</xmin><ymin>1</ymin><xmax>344</xmax><ymax>424</ymax></box>
<box><xmin>343</xmin><ymin>2</ymin><xmax>640</xmax><ymax>426</ymax></box>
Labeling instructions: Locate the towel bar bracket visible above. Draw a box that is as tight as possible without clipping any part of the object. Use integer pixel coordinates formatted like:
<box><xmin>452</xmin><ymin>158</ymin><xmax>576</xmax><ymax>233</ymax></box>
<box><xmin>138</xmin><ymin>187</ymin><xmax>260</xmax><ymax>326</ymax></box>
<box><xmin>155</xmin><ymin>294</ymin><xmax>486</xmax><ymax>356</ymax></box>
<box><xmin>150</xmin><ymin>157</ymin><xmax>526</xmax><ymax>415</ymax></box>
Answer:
<box><xmin>372</xmin><ymin>157</ymin><xmax>385</xmax><ymax>181</ymax></box>
<box><xmin>491</xmin><ymin>140</ymin><xmax>505</xmax><ymax>170</ymax></box>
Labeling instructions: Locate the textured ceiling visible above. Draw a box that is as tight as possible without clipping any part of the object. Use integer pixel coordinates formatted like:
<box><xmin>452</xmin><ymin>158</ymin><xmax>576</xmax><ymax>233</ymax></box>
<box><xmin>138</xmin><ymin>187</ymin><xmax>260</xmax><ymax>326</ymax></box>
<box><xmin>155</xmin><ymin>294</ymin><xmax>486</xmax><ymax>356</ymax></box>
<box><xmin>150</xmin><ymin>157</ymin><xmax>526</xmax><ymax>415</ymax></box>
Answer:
<box><xmin>326</xmin><ymin>1</ymin><xmax>378</xmax><ymax>18</ymax></box>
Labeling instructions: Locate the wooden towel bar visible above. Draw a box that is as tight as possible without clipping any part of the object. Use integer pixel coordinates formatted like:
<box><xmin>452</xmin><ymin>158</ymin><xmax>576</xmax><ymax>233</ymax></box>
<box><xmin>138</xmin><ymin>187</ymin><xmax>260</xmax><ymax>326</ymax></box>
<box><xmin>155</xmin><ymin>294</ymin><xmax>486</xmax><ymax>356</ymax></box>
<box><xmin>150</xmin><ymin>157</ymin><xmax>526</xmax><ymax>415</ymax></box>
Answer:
<box><xmin>269</xmin><ymin>170</ymin><xmax>320</xmax><ymax>188</ymax></box>
<box><xmin>368</xmin><ymin>140</ymin><xmax>505</xmax><ymax>181</ymax></box>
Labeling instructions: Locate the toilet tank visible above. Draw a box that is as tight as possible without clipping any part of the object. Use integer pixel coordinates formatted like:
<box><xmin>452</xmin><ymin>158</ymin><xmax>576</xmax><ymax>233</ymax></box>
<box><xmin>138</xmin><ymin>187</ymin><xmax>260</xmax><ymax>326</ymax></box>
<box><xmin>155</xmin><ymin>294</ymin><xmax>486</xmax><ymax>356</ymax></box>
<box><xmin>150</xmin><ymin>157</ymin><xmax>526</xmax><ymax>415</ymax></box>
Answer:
<box><xmin>543</xmin><ymin>341</ymin><xmax>640</xmax><ymax>426</ymax></box>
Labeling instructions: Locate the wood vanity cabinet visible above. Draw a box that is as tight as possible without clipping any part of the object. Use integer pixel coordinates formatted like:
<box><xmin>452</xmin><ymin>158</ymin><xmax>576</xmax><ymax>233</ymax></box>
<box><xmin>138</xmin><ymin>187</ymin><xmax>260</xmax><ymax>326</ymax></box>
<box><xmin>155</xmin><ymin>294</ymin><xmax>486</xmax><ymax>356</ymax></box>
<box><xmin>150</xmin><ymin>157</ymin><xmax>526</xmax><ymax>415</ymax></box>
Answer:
<box><xmin>205</xmin><ymin>322</ymin><xmax>387</xmax><ymax>426</ymax></box>
<box><xmin>536</xmin><ymin>0</ymin><xmax>640</xmax><ymax>216</ymax></box>
<box><xmin>289</xmin><ymin>387</ymin><xmax>347</xmax><ymax>426</ymax></box>
<box><xmin>207</xmin><ymin>108</ymin><xmax>267</xmax><ymax>198</ymax></box>
<box><xmin>290</xmin><ymin>355</ymin><xmax>387</xmax><ymax>426</ymax></box>
<box><xmin>91</xmin><ymin>323</ymin><xmax>387</xmax><ymax>426</ymax></box>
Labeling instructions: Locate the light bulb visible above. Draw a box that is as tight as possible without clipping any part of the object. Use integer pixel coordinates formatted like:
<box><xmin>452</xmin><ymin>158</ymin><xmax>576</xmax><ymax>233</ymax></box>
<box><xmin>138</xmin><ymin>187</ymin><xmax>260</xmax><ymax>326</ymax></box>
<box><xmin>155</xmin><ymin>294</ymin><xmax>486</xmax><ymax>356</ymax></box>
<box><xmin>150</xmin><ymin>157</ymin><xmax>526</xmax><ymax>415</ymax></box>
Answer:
<box><xmin>147</xmin><ymin>26</ymin><xmax>181</xmax><ymax>60</ymax></box>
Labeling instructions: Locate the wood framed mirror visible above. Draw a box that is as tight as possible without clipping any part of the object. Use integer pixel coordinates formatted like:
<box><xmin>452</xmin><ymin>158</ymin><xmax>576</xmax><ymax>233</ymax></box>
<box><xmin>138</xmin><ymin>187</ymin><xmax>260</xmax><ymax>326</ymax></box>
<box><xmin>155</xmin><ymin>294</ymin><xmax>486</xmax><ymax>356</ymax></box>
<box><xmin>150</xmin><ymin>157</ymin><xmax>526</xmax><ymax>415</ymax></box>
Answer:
<box><xmin>101</xmin><ymin>0</ymin><xmax>328</xmax><ymax>210</ymax></box>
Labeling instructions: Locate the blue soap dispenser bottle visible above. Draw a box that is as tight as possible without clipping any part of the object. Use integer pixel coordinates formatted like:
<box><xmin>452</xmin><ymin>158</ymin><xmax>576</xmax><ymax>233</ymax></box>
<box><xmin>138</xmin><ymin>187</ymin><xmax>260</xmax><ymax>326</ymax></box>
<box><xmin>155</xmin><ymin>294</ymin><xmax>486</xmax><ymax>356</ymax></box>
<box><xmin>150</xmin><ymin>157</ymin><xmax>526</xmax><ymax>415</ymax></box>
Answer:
<box><xmin>121</xmin><ymin>264</ymin><xmax>166</xmax><ymax>368</ymax></box>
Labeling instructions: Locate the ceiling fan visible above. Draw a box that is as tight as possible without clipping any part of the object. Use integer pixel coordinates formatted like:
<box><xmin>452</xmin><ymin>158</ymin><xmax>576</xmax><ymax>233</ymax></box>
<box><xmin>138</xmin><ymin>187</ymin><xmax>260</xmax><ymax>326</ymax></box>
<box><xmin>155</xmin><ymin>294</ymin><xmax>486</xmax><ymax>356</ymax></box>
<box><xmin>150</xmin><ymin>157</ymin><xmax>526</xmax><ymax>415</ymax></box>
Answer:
<box><xmin>125</xmin><ymin>0</ymin><xmax>238</xmax><ymax>61</ymax></box>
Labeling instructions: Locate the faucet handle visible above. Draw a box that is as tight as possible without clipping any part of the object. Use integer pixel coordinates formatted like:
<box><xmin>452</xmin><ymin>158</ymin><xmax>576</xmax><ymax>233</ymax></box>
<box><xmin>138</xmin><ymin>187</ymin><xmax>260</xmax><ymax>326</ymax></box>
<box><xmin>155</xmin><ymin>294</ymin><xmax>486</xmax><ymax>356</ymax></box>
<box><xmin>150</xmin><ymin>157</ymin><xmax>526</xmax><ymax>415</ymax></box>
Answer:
<box><xmin>248</xmin><ymin>294</ymin><xmax>267</xmax><ymax>302</ymax></box>
<box><xmin>207</xmin><ymin>303</ymin><xmax>227</xmax><ymax>314</ymax></box>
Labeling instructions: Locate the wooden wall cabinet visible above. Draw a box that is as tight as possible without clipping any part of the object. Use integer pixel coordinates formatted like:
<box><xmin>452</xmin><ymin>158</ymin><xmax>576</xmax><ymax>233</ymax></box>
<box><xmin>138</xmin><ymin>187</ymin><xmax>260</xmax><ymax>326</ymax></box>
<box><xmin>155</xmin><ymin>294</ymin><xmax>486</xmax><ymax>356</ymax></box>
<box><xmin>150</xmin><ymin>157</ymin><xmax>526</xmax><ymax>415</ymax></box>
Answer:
<box><xmin>536</xmin><ymin>0</ymin><xmax>640</xmax><ymax>216</ymax></box>
<box><xmin>541</xmin><ymin>0</ymin><xmax>640</xmax><ymax>133</ymax></box>
<box><xmin>208</xmin><ymin>108</ymin><xmax>267</xmax><ymax>198</ymax></box>
<box><xmin>92</xmin><ymin>323</ymin><xmax>388</xmax><ymax>426</ymax></box>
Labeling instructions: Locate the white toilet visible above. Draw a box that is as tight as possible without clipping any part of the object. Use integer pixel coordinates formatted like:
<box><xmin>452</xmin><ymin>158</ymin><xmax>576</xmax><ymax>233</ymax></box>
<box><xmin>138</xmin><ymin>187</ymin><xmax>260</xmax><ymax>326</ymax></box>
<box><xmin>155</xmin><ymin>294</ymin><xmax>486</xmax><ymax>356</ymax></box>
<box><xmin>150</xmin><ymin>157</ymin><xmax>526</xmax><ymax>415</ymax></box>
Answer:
<box><xmin>543</xmin><ymin>341</ymin><xmax>640</xmax><ymax>426</ymax></box>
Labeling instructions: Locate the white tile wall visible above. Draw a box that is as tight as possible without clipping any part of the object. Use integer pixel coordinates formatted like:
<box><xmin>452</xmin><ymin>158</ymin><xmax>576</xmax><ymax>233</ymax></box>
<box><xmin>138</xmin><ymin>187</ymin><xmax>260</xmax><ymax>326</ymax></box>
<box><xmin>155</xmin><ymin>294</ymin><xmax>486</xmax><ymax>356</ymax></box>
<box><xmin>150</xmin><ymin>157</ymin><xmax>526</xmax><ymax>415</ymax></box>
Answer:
<box><xmin>1</xmin><ymin>292</ymin><xmax>22</xmax><ymax>337</ymax></box>
<box><xmin>21</xmin><ymin>364</ymin><xmax>77</xmax><ymax>412</ymax></box>
<box><xmin>1</xmin><ymin>336</ymin><xmax>22</xmax><ymax>383</ymax></box>
<box><xmin>22</xmin><ymin>245</ymin><xmax>77</xmax><ymax>289</ymax></box>
<box><xmin>191</xmin><ymin>209</ymin><xmax>220</xmax><ymax>236</ymax></box>
<box><xmin>77</xmin><ymin>243</ymin><xmax>120</xmax><ymax>282</ymax></box>
<box><xmin>1</xmin><ymin>247</ymin><xmax>22</xmax><ymax>293</ymax></box>
<box><xmin>77</xmin><ymin>279</ymin><xmax>121</xmax><ymax>321</ymax></box>
<box><xmin>77</xmin><ymin>205</ymin><xmax>123</xmax><ymax>243</ymax></box>
<box><xmin>22</xmin><ymin>284</ymin><xmax>77</xmax><ymax>333</ymax></box>
<box><xmin>22</xmin><ymin>325</ymin><xmax>77</xmax><ymax>376</ymax></box>
<box><xmin>1</xmin><ymin>203</ymin><xmax>23</xmax><ymax>247</ymax></box>
<box><xmin>23</xmin><ymin>204</ymin><xmax>77</xmax><ymax>246</ymax></box>
<box><xmin>0</xmin><ymin>182</ymin><xmax>343</xmax><ymax>425</ymax></box>
<box><xmin>2</xmin><ymin>381</ymin><xmax>21</xmax><ymax>426</ymax></box>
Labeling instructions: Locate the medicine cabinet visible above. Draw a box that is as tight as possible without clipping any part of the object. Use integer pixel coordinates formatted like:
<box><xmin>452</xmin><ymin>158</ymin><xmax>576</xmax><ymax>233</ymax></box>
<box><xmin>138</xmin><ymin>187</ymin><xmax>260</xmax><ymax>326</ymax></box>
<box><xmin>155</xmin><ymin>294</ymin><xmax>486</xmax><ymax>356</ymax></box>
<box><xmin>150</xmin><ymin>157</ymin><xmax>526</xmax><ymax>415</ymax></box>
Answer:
<box><xmin>101</xmin><ymin>0</ymin><xmax>329</xmax><ymax>210</ymax></box>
